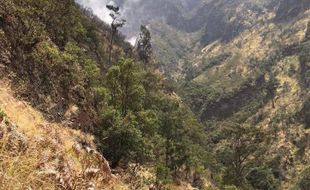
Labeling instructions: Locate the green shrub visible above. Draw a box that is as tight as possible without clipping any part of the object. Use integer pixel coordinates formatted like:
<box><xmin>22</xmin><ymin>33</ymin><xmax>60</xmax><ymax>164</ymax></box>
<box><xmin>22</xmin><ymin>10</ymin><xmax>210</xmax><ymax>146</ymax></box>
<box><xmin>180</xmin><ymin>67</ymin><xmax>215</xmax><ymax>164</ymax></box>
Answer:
<box><xmin>155</xmin><ymin>163</ymin><xmax>172</xmax><ymax>185</ymax></box>
<box><xmin>246</xmin><ymin>167</ymin><xmax>279</xmax><ymax>190</ymax></box>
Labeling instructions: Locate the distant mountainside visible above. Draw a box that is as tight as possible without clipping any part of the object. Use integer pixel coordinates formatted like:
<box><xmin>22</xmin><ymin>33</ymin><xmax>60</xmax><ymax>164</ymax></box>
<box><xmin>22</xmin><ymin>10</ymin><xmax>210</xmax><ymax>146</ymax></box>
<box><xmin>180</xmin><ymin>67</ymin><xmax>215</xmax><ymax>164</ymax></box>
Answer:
<box><xmin>120</xmin><ymin>0</ymin><xmax>310</xmax><ymax>79</ymax></box>
<box><xmin>117</xmin><ymin>0</ymin><xmax>310</xmax><ymax>189</ymax></box>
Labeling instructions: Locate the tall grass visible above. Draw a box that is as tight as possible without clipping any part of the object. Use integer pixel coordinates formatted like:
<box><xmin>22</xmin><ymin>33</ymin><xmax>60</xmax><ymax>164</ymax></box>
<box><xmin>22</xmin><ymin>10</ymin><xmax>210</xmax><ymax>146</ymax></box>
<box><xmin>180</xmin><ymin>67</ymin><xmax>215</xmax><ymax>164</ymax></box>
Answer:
<box><xmin>0</xmin><ymin>129</ymin><xmax>58</xmax><ymax>189</ymax></box>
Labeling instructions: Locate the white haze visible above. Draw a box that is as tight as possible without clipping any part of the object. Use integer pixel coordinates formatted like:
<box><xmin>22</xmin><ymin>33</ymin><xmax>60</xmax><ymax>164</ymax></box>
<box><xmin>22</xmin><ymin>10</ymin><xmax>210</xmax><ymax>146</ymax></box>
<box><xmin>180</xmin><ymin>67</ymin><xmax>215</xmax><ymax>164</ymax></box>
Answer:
<box><xmin>76</xmin><ymin>0</ymin><xmax>142</xmax><ymax>45</ymax></box>
<box><xmin>76</xmin><ymin>0</ymin><xmax>113</xmax><ymax>24</ymax></box>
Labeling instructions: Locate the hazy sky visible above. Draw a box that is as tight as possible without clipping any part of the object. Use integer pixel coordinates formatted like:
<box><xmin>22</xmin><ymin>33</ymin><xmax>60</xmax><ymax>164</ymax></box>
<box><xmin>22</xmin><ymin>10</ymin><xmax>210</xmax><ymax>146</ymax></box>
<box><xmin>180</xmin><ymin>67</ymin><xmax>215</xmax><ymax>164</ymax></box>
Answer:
<box><xmin>76</xmin><ymin>0</ymin><xmax>142</xmax><ymax>44</ymax></box>
<box><xmin>76</xmin><ymin>0</ymin><xmax>113</xmax><ymax>24</ymax></box>
<box><xmin>76</xmin><ymin>0</ymin><xmax>142</xmax><ymax>24</ymax></box>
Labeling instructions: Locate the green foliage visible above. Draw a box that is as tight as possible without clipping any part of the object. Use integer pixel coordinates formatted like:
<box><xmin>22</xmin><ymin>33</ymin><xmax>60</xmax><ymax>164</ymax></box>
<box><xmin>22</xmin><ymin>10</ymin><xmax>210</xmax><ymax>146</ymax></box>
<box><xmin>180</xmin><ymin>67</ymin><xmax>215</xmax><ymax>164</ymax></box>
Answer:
<box><xmin>137</xmin><ymin>25</ymin><xmax>153</xmax><ymax>65</ymax></box>
<box><xmin>30</xmin><ymin>40</ymin><xmax>99</xmax><ymax>98</ymax></box>
<box><xmin>99</xmin><ymin>111</ymin><xmax>149</xmax><ymax>165</ymax></box>
<box><xmin>95</xmin><ymin>57</ymin><xmax>210</xmax><ymax>183</ymax></box>
<box><xmin>217</xmin><ymin>122</ymin><xmax>267</xmax><ymax>186</ymax></box>
<box><xmin>246</xmin><ymin>167</ymin><xmax>279</xmax><ymax>190</ymax></box>
<box><xmin>1</xmin><ymin>0</ymin><xmax>106</xmax><ymax>120</ymax></box>
<box><xmin>156</xmin><ymin>163</ymin><xmax>172</xmax><ymax>184</ymax></box>
<box><xmin>105</xmin><ymin>58</ymin><xmax>145</xmax><ymax>115</ymax></box>
<box><xmin>1</xmin><ymin>0</ymin><xmax>212</xmax><ymax>187</ymax></box>
<box><xmin>178</xmin><ymin>81</ymin><xmax>222</xmax><ymax>114</ymax></box>
<box><xmin>306</xmin><ymin>70</ymin><xmax>310</xmax><ymax>78</ymax></box>
<box><xmin>13</xmin><ymin>0</ymin><xmax>87</xmax><ymax>47</ymax></box>
<box><xmin>265</xmin><ymin>73</ymin><xmax>279</xmax><ymax>107</ymax></box>
<box><xmin>3</xmin><ymin>0</ymin><xmax>293</xmax><ymax>188</ymax></box>
<box><xmin>97</xmin><ymin>59</ymin><xmax>152</xmax><ymax>166</ymax></box>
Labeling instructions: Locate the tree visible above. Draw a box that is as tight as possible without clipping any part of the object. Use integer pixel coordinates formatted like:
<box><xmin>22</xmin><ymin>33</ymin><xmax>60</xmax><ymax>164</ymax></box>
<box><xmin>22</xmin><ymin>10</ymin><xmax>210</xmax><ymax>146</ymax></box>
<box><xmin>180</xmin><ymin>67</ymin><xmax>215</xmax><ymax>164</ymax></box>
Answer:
<box><xmin>266</xmin><ymin>73</ymin><xmax>279</xmax><ymax>109</ymax></box>
<box><xmin>136</xmin><ymin>25</ymin><xmax>152</xmax><ymax>66</ymax></box>
<box><xmin>106</xmin><ymin>1</ymin><xmax>126</xmax><ymax>66</ymax></box>
<box><xmin>95</xmin><ymin>56</ymin><xmax>210</xmax><ymax>182</ymax></box>
<box><xmin>218</xmin><ymin>122</ymin><xmax>267</xmax><ymax>186</ymax></box>
<box><xmin>158</xmin><ymin>97</ymin><xmax>208</xmax><ymax>182</ymax></box>
<box><xmin>105</xmin><ymin>58</ymin><xmax>145</xmax><ymax>117</ymax></box>
<box><xmin>99</xmin><ymin>110</ymin><xmax>148</xmax><ymax>167</ymax></box>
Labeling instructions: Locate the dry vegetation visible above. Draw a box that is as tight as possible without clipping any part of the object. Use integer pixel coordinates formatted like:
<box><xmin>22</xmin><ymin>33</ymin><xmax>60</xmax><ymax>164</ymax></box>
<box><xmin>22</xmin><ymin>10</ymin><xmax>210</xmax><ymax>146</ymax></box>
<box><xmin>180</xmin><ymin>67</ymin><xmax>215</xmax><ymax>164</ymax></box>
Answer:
<box><xmin>0</xmin><ymin>78</ymin><xmax>116</xmax><ymax>190</ymax></box>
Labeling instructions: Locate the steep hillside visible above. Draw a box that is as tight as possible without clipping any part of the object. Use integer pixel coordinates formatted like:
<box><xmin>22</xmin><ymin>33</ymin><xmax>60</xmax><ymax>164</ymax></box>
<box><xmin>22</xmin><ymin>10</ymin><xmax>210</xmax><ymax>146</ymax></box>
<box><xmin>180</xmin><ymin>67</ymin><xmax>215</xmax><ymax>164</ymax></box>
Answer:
<box><xmin>1</xmin><ymin>0</ymin><xmax>310</xmax><ymax>189</ymax></box>
<box><xmin>0</xmin><ymin>76</ymin><xmax>115</xmax><ymax>189</ymax></box>
<box><xmin>175</xmin><ymin>0</ymin><xmax>310</xmax><ymax>189</ymax></box>
<box><xmin>142</xmin><ymin>0</ymin><xmax>310</xmax><ymax>81</ymax></box>
<box><xmin>0</xmin><ymin>0</ymin><xmax>214</xmax><ymax>189</ymax></box>
<box><xmin>113</xmin><ymin>0</ymin><xmax>310</xmax><ymax>188</ymax></box>
<box><xmin>180</xmin><ymin>0</ymin><xmax>310</xmax><ymax>123</ymax></box>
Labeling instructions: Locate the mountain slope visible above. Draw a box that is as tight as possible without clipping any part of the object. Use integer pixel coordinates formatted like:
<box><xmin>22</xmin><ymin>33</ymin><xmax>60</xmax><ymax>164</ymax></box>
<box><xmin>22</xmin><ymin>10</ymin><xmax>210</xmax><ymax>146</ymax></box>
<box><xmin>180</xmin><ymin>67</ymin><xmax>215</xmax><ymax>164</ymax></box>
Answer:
<box><xmin>0</xmin><ymin>76</ymin><xmax>115</xmax><ymax>189</ymax></box>
<box><xmin>174</xmin><ymin>1</ymin><xmax>310</xmax><ymax>189</ymax></box>
<box><xmin>122</xmin><ymin>0</ymin><xmax>310</xmax><ymax>188</ymax></box>
<box><xmin>1</xmin><ymin>0</ymin><xmax>309</xmax><ymax>189</ymax></box>
<box><xmin>0</xmin><ymin>0</ymin><xmax>213</xmax><ymax>189</ymax></box>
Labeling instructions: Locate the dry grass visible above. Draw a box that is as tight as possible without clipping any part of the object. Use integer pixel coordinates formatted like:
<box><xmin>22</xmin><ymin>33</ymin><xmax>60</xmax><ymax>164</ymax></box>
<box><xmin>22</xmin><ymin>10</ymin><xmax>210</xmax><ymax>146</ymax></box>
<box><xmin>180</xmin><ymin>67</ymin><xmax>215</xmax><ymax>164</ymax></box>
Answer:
<box><xmin>0</xmin><ymin>135</ymin><xmax>58</xmax><ymax>190</ymax></box>
<box><xmin>0</xmin><ymin>78</ymin><xmax>115</xmax><ymax>189</ymax></box>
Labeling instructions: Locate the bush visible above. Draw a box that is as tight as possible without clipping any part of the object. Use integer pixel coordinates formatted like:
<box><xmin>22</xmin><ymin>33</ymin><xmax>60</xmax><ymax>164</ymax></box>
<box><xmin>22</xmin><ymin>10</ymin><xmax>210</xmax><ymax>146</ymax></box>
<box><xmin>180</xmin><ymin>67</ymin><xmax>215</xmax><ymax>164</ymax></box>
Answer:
<box><xmin>246</xmin><ymin>167</ymin><xmax>279</xmax><ymax>190</ymax></box>
<box><xmin>155</xmin><ymin>163</ymin><xmax>172</xmax><ymax>185</ymax></box>
<box><xmin>98</xmin><ymin>111</ymin><xmax>149</xmax><ymax>167</ymax></box>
